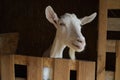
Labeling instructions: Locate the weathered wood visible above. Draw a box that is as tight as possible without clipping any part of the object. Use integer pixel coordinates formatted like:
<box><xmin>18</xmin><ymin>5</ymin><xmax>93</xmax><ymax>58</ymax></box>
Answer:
<box><xmin>53</xmin><ymin>59</ymin><xmax>70</xmax><ymax>80</ymax></box>
<box><xmin>14</xmin><ymin>55</ymin><xmax>28</xmax><ymax>65</ymax></box>
<box><xmin>115</xmin><ymin>40</ymin><xmax>120</xmax><ymax>80</ymax></box>
<box><xmin>1</xmin><ymin>55</ymin><xmax>15</xmax><ymax>80</ymax></box>
<box><xmin>97</xmin><ymin>0</ymin><xmax>107</xmax><ymax>80</ymax></box>
<box><xmin>27</xmin><ymin>57</ymin><xmax>43</xmax><ymax>80</ymax></box>
<box><xmin>106</xmin><ymin>40</ymin><xmax>116</xmax><ymax>53</ymax></box>
<box><xmin>107</xmin><ymin>0</ymin><xmax>120</xmax><ymax>9</ymax></box>
<box><xmin>43</xmin><ymin>58</ymin><xmax>54</xmax><ymax>68</ymax></box>
<box><xmin>106</xmin><ymin>71</ymin><xmax>114</xmax><ymax>80</ymax></box>
<box><xmin>69</xmin><ymin>60</ymin><xmax>77</xmax><ymax>70</ymax></box>
<box><xmin>0</xmin><ymin>33</ymin><xmax>19</xmax><ymax>80</ymax></box>
<box><xmin>0</xmin><ymin>33</ymin><xmax>19</xmax><ymax>55</ymax></box>
<box><xmin>1</xmin><ymin>54</ymin><xmax>96</xmax><ymax>80</ymax></box>
<box><xmin>15</xmin><ymin>77</ymin><xmax>26</xmax><ymax>80</ymax></box>
<box><xmin>108</xmin><ymin>18</ymin><xmax>120</xmax><ymax>31</ymax></box>
<box><xmin>77</xmin><ymin>61</ymin><xmax>95</xmax><ymax>80</ymax></box>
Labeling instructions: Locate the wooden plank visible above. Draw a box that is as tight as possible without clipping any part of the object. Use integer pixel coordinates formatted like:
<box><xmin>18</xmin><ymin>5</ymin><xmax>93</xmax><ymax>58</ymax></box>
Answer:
<box><xmin>107</xmin><ymin>40</ymin><xmax>116</xmax><ymax>52</ymax></box>
<box><xmin>97</xmin><ymin>0</ymin><xmax>107</xmax><ymax>80</ymax></box>
<box><xmin>77</xmin><ymin>61</ymin><xmax>95</xmax><ymax>80</ymax></box>
<box><xmin>43</xmin><ymin>58</ymin><xmax>54</xmax><ymax>80</ymax></box>
<box><xmin>115</xmin><ymin>40</ymin><xmax>120</xmax><ymax>80</ymax></box>
<box><xmin>15</xmin><ymin>77</ymin><xmax>26</xmax><ymax>80</ymax></box>
<box><xmin>107</xmin><ymin>0</ymin><xmax>120</xmax><ymax>9</ymax></box>
<box><xmin>43</xmin><ymin>58</ymin><xmax>53</xmax><ymax>67</ymax></box>
<box><xmin>108</xmin><ymin>18</ymin><xmax>120</xmax><ymax>31</ymax></box>
<box><xmin>0</xmin><ymin>33</ymin><xmax>19</xmax><ymax>80</ymax></box>
<box><xmin>27</xmin><ymin>57</ymin><xmax>43</xmax><ymax>80</ymax></box>
<box><xmin>1</xmin><ymin>55</ymin><xmax>15</xmax><ymax>80</ymax></box>
<box><xmin>69</xmin><ymin>60</ymin><xmax>77</xmax><ymax>70</ymax></box>
<box><xmin>106</xmin><ymin>71</ymin><xmax>114</xmax><ymax>80</ymax></box>
<box><xmin>53</xmin><ymin>59</ymin><xmax>70</xmax><ymax>80</ymax></box>
<box><xmin>14</xmin><ymin>55</ymin><xmax>28</xmax><ymax>65</ymax></box>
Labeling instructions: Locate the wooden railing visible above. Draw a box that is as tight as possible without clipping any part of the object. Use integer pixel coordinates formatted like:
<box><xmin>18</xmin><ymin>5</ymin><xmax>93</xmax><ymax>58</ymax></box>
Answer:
<box><xmin>7</xmin><ymin>55</ymin><xmax>95</xmax><ymax>80</ymax></box>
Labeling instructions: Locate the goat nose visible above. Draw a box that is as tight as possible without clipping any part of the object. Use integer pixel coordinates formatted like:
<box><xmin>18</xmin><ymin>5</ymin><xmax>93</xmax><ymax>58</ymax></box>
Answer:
<box><xmin>77</xmin><ymin>38</ymin><xmax>82</xmax><ymax>43</ymax></box>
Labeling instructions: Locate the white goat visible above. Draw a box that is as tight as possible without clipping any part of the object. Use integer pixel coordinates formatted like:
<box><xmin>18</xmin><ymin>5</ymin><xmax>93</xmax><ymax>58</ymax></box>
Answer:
<box><xmin>43</xmin><ymin>6</ymin><xmax>97</xmax><ymax>80</ymax></box>
<box><xmin>44</xmin><ymin>6</ymin><xmax>97</xmax><ymax>60</ymax></box>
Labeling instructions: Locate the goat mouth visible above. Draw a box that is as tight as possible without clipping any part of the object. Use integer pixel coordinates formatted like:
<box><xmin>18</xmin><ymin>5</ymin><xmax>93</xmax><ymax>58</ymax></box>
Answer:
<box><xmin>72</xmin><ymin>43</ymin><xmax>81</xmax><ymax>49</ymax></box>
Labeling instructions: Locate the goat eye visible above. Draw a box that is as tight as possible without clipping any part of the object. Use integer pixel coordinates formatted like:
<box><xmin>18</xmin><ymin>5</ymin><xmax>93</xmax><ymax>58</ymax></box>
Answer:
<box><xmin>59</xmin><ymin>23</ymin><xmax>66</xmax><ymax>26</ymax></box>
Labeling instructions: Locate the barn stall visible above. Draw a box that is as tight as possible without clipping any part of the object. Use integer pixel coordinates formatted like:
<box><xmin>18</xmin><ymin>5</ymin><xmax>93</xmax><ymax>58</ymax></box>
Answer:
<box><xmin>0</xmin><ymin>0</ymin><xmax>120</xmax><ymax>80</ymax></box>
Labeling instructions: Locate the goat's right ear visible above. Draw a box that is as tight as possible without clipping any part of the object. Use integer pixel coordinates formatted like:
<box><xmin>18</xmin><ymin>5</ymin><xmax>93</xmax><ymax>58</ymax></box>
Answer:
<box><xmin>45</xmin><ymin>6</ymin><xmax>59</xmax><ymax>26</ymax></box>
<box><xmin>80</xmin><ymin>12</ymin><xmax>97</xmax><ymax>25</ymax></box>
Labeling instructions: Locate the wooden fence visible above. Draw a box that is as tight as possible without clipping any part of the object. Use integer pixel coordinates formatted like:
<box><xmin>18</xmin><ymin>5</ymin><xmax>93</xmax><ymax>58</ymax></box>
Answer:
<box><xmin>3</xmin><ymin>55</ymin><xmax>96</xmax><ymax>80</ymax></box>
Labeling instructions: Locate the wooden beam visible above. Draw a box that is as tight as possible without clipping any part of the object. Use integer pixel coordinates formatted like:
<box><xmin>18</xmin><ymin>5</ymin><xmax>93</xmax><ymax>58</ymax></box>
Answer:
<box><xmin>107</xmin><ymin>0</ymin><xmax>120</xmax><ymax>9</ymax></box>
<box><xmin>53</xmin><ymin>59</ymin><xmax>70</xmax><ymax>80</ymax></box>
<box><xmin>108</xmin><ymin>18</ymin><xmax>120</xmax><ymax>31</ymax></box>
<box><xmin>106</xmin><ymin>40</ymin><xmax>116</xmax><ymax>53</ymax></box>
<box><xmin>15</xmin><ymin>77</ymin><xmax>26</xmax><ymax>80</ymax></box>
<box><xmin>106</xmin><ymin>71</ymin><xmax>114</xmax><ymax>80</ymax></box>
<box><xmin>0</xmin><ymin>33</ymin><xmax>18</xmax><ymax>80</ymax></box>
<box><xmin>14</xmin><ymin>55</ymin><xmax>28</xmax><ymax>65</ymax></box>
<box><xmin>27</xmin><ymin>57</ymin><xmax>43</xmax><ymax>80</ymax></box>
<box><xmin>115</xmin><ymin>40</ymin><xmax>120</xmax><ymax>80</ymax></box>
<box><xmin>77</xmin><ymin>61</ymin><xmax>95</xmax><ymax>80</ymax></box>
<box><xmin>97</xmin><ymin>0</ymin><xmax>107</xmax><ymax>80</ymax></box>
<box><xmin>69</xmin><ymin>60</ymin><xmax>77</xmax><ymax>70</ymax></box>
<box><xmin>1</xmin><ymin>55</ymin><xmax>15</xmax><ymax>80</ymax></box>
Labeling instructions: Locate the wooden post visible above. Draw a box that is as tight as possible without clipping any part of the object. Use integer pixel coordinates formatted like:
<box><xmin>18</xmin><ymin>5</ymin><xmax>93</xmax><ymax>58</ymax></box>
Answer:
<box><xmin>1</xmin><ymin>55</ymin><xmax>15</xmax><ymax>80</ymax></box>
<box><xmin>0</xmin><ymin>33</ymin><xmax>19</xmax><ymax>80</ymax></box>
<box><xmin>53</xmin><ymin>59</ymin><xmax>70</xmax><ymax>80</ymax></box>
<box><xmin>97</xmin><ymin>0</ymin><xmax>107</xmax><ymax>80</ymax></box>
<box><xmin>77</xmin><ymin>61</ymin><xmax>95</xmax><ymax>80</ymax></box>
<box><xmin>27</xmin><ymin>57</ymin><xmax>43</xmax><ymax>80</ymax></box>
<box><xmin>115</xmin><ymin>40</ymin><xmax>120</xmax><ymax>80</ymax></box>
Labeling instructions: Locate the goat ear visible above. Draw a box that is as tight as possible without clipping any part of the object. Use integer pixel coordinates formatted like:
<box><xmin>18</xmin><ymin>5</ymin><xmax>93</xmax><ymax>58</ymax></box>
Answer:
<box><xmin>80</xmin><ymin>12</ymin><xmax>97</xmax><ymax>25</ymax></box>
<box><xmin>45</xmin><ymin>6</ymin><xmax>59</xmax><ymax>25</ymax></box>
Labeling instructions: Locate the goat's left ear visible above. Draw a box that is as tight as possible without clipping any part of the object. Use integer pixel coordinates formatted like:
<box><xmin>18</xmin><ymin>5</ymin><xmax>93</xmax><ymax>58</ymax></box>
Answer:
<box><xmin>80</xmin><ymin>12</ymin><xmax>97</xmax><ymax>25</ymax></box>
<box><xmin>45</xmin><ymin>6</ymin><xmax>59</xmax><ymax>27</ymax></box>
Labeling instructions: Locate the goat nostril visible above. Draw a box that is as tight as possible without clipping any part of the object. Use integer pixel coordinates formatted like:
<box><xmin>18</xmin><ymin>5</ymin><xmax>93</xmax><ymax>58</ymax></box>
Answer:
<box><xmin>77</xmin><ymin>39</ymin><xmax>82</xmax><ymax>43</ymax></box>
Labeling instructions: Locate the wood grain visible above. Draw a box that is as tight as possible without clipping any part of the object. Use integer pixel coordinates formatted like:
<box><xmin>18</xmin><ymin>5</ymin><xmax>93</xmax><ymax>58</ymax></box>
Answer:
<box><xmin>77</xmin><ymin>61</ymin><xmax>95</xmax><ymax>80</ymax></box>
<box><xmin>108</xmin><ymin>18</ymin><xmax>120</xmax><ymax>31</ymax></box>
<box><xmin>53</xmin><ymin>59</ymin><xmax>70</xmax><ymax>80</ymax></box>
<box><xmin>107</xmin><ymin>0</ymin><xmax>120</xmax><ymax>9</ymax></box>
<box><xmin>106</xmin><ymin>71</ymin><xmax>114</xmax><ymax>80</ymax></box>
<box><xmin>0</xmin><ymin>33</ymin><xmax>18</xmax><ymax>80</ymax></box>
<box><xmin>14</xmin><ymin>55</ymin><xmax>28</xmax><ymax>65</ymax></box>
<box><xmin>115</xmin><ymin>40</ymin><xmax>120</xmax><ymax>80</ymax></box>
<box><xmin>27</xmin><ymin>57</ymin><xmax>43</xmax><ymax>80</ymax></box>
<box><xmin>97</xmin><ymin>0</ymin><xmax>107</xmax><ymax>80</ymax></box>
<box><xmin>1</xmin><ymin>55</ymin><xmax>15</xmax><ymax>80</ymax></box>
<box><xmin>106</xmin><ymin>40</ymin><xmax>116</xmax><ymax>53</ymax></box>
